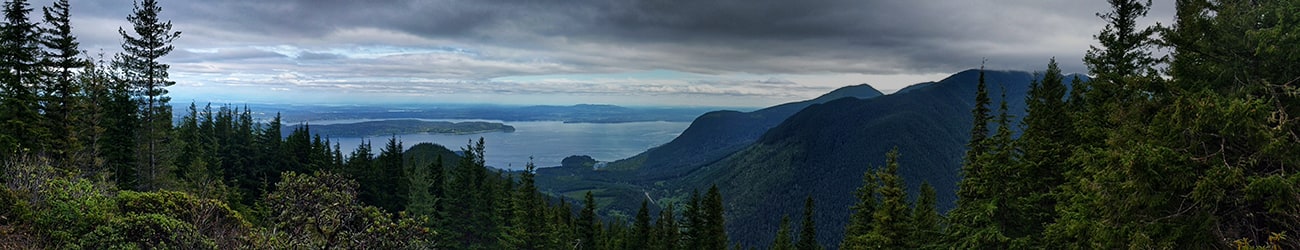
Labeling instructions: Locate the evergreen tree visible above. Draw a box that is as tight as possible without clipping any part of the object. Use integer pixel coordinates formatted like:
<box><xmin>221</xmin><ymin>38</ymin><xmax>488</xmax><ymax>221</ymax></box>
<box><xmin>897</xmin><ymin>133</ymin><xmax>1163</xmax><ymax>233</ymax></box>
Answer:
<box><xmin>173</xmin><ymin>102</ymin><xmax>225</xmax><ymax>199</ymax></box>
<box><xmin>1045</xmin><ymin>1</ymin><xmax>1300</xmax><ymax>248</ymax></box>
<box><xmin>946</xmin><ymin>68</ymin><xmax>1010</xmax><ymax>248</ymax></box>
<box><xmin>1084</xmin><ymin>0</ymin><xmax>1159</xmax><ymax>82</ymax></box>
<box><xmin>839</xmin><ymin>165</ymin><xmax>878</xmax><ymax>249</ymax></box>
<box><xmin>655</xmin><ymin>203</ymin><xmax>679</xmax><ymax>250</ymax></box>
<box><xmin>281</xmin><ymin>124</ymin><xmax>311</xmax><ymax>174</ymax></box>
<box><xmin>239</xmin><ymin>112</ymin><xmax>282</xmax><ymax>203</ymax></box>
<box><xmin>684</xmin><ymin>190</ymin><xmax>703</xmax><ymax>250</ymax></box>
<box><xmin>100</xmin><ymin>61</ymin><xmax>138</xmax><ymax>190</ymax></box>
<box><xmin>418</xmin><ymin>154</ymin><xmax>446</xmax><ymax>228</ymax></box>
<box><xmin>964</xmin><ymin>63</ymin><xmax>993</xmax><ymax>167</ymax></box>
<box><xmin>550</xmin><ymin>197</ymin><xmax>576</xmax><ymax>249</ymax></box>
<box><xmin>578</xmin><ymin>191</ymin><xmax>597</xmax><ymax>249</ymax></box>
<box><xmin>441</xmin><ymin>138</ymin><xmax>502</xmax><ymax>249</ymax></box>
<box><xmin>1005</xmin><ymin>58</ymin><xmax>1072</xmax><ymax>246</ymax></box>
<box><xmin>795</xmin><ymin>196</ymin><xmax>820</xmax><ymax>250</ymax></box>
<box><xmin>511</xmin><ymin>160</ymin><xmax>547</xmax><ymax>249</ymax></box>
<box><xmin>865</xmin><ymin>148</ymin><xmax>913</xmax><ymax>249</ymax></box>
<box><xmin>633</xmin><ymin>199</ymin><xmax>653</xmax><ymax>249</ymax></box>
<box><xmin>76</xmin><ymin>54</ymin><xmax>112</xmax><ymax>174</ymax></box>
<box><xmin>37</xmin><ymin>0</ymin><xmax>86</xmax><ymax>168</ymax></box>
<box><xmin>772</xmin><ymin>215</ymin><xmax>794</xmax><ymax>250</ymax></box>
<box><xmin>910</xmin><ymin>182</ymin><xmax>941</xmax><ymax>249</ymax></box>
<box><xmin>373</xmin><ymin>136</ymin><xmax>408</xmax><ymax>212</ymax></box>
<box><xmin>0</xmin><ymin>0</ymin><xmax>48</xmax><ymax>158</ymax></box>
<box><xmin>115</xmin><ymin>0</ymin><xmax>181</xmax><ymax>191</ymax></box>
<box><xmin>701</xmin><ymin>185</ymin><xmax>727</xmax><ymax>250</ymax></box>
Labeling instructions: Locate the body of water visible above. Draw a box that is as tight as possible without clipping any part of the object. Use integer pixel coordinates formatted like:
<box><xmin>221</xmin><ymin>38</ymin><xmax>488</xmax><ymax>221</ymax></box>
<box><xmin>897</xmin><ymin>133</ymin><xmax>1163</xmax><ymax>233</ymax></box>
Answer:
<box><xmin>323</xmin><ymin>119</ymin><xmax>690</xmax><ymax>170</ymax></box>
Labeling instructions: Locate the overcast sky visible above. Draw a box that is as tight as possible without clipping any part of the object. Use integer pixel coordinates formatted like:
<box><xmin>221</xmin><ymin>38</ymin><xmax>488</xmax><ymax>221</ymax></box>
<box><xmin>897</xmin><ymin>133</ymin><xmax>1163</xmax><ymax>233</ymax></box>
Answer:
<box><xmin>36</xmin><ymin>0</ymin><xmax>1174</xmax><ymax>107</ymax></box>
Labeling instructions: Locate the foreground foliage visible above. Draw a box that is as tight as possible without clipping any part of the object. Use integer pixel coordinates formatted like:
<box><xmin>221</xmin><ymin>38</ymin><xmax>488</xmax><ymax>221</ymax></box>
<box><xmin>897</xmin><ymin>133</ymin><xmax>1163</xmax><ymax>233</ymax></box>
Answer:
<box><xmin>3</xmin><ymin>0</ymin><xmax>1297</xmax><ymax>249</ymax></box>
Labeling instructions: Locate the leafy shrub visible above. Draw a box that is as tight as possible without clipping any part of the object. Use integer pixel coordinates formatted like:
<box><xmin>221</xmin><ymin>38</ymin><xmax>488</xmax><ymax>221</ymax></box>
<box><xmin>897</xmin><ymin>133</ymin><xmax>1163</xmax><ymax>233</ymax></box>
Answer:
<box><xmin>265</xmin><ymin>171</ymin><xmax>430</xmax><ymax>249</ymax></box>
<box><xmin>115</xmin><ymin>190</ymin><xmax>252</xmax><ymax>248</ymax></box>
<box><xmin>0</xmin><ymin>186</ymin><xmax>28</xmax><ymax>224</ymax></box>
<box><xmin>81</xmin><ymin>213</ymin><xmax>215</xmax><ymax>249</ymax></box>
<box><xmin>32</xmin><ymin>178</ymin><xmax>115</xmax><ymax>246</ymax></box>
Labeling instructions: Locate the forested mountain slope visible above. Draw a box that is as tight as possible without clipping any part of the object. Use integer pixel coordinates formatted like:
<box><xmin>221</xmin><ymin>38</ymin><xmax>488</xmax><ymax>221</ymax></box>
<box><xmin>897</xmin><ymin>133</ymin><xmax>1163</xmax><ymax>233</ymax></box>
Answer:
<box><xmin>536</xmin><ymin>84</ymin><xmax>884</xmax><ymax>215</ymax></box>
<box><xmin>681</xmin><ymin>69</ymin><xmax>1039</xmax><ymax>247</ymax></box>
<box><xmin>602</xmin><ymin>84</ymin><xmax>885</xmax><ymax>181</ymax></box>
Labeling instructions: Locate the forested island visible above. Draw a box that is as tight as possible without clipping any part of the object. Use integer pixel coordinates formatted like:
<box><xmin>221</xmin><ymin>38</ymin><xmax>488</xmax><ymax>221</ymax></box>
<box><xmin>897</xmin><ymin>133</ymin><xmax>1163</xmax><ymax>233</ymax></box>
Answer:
<box><xmin>284</xmin><ymin>119</ymin><xmax>515</xmax><ymax>138</ymax></box>
<box><xmin>0</xmin><ymin>0</ymin><xmax>1296</xmax><ymax>249</ymax></box>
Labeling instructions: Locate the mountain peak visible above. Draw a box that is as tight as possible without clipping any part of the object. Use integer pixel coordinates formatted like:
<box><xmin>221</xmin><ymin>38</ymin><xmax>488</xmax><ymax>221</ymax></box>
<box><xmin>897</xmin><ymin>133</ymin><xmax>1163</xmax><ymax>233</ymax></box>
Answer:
<box><xmin>809</xmin><ymin>83</ymin><xmax>885</xmax><ymax>104</ymax></box>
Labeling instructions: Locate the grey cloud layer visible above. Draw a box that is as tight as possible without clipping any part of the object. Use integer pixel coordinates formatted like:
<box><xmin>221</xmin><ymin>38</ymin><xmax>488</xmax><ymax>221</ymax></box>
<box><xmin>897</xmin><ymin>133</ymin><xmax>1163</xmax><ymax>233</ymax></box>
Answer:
<box><xmin>69</xmin><ymin>0</ymin><xmax>1166</xmax><ymax>73</ymax></box>
<box><xmin>45</xmin><ymin>0</ymin><xmax>1175</xmax><ymax>104</ymax></box>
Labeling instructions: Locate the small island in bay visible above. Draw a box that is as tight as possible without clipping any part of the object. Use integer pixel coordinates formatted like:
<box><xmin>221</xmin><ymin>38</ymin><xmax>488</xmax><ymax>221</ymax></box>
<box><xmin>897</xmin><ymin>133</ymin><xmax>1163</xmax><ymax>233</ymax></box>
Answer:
<box><xmin>290</xmin><ymin>120</ymin><xmax>515</xmax><ymax>138</ymax></box>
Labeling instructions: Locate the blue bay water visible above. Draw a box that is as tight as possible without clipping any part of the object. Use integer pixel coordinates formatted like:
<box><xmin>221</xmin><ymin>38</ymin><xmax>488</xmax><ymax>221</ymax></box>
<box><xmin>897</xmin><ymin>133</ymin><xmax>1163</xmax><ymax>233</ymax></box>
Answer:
<box><xmin>321</xmin><ymin>119</ymin><xmax>690</xmax><ymax>170</ymax></box>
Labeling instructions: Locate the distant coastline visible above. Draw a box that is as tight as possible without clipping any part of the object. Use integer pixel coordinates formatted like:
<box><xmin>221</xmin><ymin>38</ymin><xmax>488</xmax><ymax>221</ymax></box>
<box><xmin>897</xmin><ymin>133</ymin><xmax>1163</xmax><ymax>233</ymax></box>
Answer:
<box><xmin>285</xmin><ymin>120</ymin><xmax>515</xmax><ymax>138</ymax></box>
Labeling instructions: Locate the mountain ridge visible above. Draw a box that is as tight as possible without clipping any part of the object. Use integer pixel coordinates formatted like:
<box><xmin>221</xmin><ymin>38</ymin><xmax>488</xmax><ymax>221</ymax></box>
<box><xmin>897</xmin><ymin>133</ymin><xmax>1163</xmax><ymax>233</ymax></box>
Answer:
<box><xmin>599</xmin><ymin>83</ymin><xmax>886</xmax><ymax>180</ymax></box>
<box><xmin>534</xmin><ymin>69</ymin><xmax>1069</xmax><ymax>248</ymax></box>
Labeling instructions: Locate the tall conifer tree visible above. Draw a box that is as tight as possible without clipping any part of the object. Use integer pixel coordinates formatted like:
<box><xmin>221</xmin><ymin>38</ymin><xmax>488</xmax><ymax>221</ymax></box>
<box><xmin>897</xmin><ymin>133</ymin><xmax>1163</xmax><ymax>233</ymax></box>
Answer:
<box><xmin>772</xmin><ymin>215</ymin><xmax>794</xmax><ymax>250</ymax></box>
<box><xmin>633</xmin><ymin>199</ymin><xmax>653</xmax><ymax>249</ymax></box>
<box><xmin>946</xmin><ymin>67</ymin><xmax>1009</xmax><ymax>248</ymax></box>
<box><xmin>840</xmin><ymin>164</ymin><xmax>878</xmax><ymax>249</ymax></box>
<box><xmin>865</xmin><ymin>148</ymin><xmax>914</xmax><ymax>249</ymax></box>
<box><xmin>910</xmin><ymin>182</ymin><xmax>941</xmax><ymax>249</ymax></box>
<box><xmin>0</xmin><ymin>0</ymin><xmax>48</xmax><ymax>157</ymax></box>
<box><xmin>796</xmin><ymin>196</ymin><xmax>820</xmax><ymax>250</ymax></box>
<box><xmin>115</xmin><ymin>0</ymin><xmax>180</xmax><ymax>191</ymax></box>
<box><xmin>37</xmin><ymin>0</ymin><xmax>86</xmax><ymax>167</ymax></box>
<box><xmin>655</xmin><ymin>203</ymin><xmax>680</xmax><ymax>250</ymax></box>
<box><xmin>1007</xmin><ymin>58</ymin><xmax>1072</xmax><ymax>246</ymax></box>
<box><xmin>578</xmin><ymin>191</ymin><xmax>597</xmax><ymax>249</ymax></box>
<box><xmin>701</xmin><ymin>185</ymin><xmax>727</xmax><ymax>250</ymax></box>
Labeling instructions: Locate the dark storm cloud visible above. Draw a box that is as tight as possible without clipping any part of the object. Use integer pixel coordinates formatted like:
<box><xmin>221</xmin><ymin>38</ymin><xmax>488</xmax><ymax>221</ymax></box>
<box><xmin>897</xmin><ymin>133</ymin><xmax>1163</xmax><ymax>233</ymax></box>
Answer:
<box><xmin>64</xmin><ymin>0</ymin><xmax>1169</xmax><ymax>74</ymax></box>
<box><xmin>47</xmin><ymin>0</ymin><xmax>1175</xmax><ymax>105</ymax></box>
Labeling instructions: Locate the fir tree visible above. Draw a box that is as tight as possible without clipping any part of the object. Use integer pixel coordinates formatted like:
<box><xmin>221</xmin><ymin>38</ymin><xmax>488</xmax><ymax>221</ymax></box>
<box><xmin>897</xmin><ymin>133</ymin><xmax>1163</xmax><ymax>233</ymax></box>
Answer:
<box><xmin>1045</xmin><ymin>1</ymin><xmax>1300</xmax><ymax>248</ymax></box>
<box><xmin>421</xmin><ymin>154</ymin><xmax>446</xmax><ymax>227</ymax></box>
<box><xmin>0</xmin><ymin>0</ymin><xmax>48</xmax><ymax>157</ymax></box>
<box><xmin>100</xmin><ymin>61</ymin><xmax>138</xmax><ymax>190</ymax></box>
<box><xmin>701</xmin><ymin>185</ymin><xmax>727</xmax><ymax>250</ymax></box>
<box><xmin>964</xmin><ymin>63</ymin><xmax>993</xmax><ymax>167</ymax></box>
<box><xmin>115</xmin><ymin>0</ymin><xmax>181</xmax><ymax>191</ymax></box>
<box><xmin>1006</xmin><ymin>58</ymin><xmax>1072</xmax><ymax>246</ymax></box>
<box><xmin>37</xmin><ymin>0</ymin><xmax>86</xmax><ymax>168</ymax></box>
<box><xmin>772</xmin><ymin>215</ymin><xmax>794</xmax><ymax>250</ymax></box>
<box><xmin>578</xmin><ymin>190</ymin><xmax>597</xmax><ymax>249</ymax></box>
<box><xmin>910</xmin><ymin>182</ymin><xmax>941</xmax><ymax>249</ymax></box>
<box><xmin>840</xmin><ymin>165</ymin><xmax>878</xmax><ymax>249</ymax></box>
<box><xmin>684</xmin><ymin>190</ymin><xmax>703</xmax><ymax>250</ymax></box>
<box><xmin>76</xmin><ymin>54</ymin><xmax>113</xmax><ymax>175</ymax></box>
<box><xmin>633</xmin><ymin>199</ymin><xmax>653</xmax><ymax>249</ymax></box>
<box><xmin>655</xmin><ymin>203</ymin><xmax>679</xmax><ymax>250</ymax></box>
<box><xmin>660</xmin><ymin>203</ymin><xmax>681</xmax><ymax>250</ymax></box>
<box><xmin>374</xmin><ymin>136</ymin><xmax>408</xmax><ymax>212</ymax></box>
<box><xmin>511</xmin><ymin>160</ymin><xmax>547</xmax><ymax>249</ymax></box>
<box><xmin>796</xmin><ymin>196</ymin><xmax>820</xmax><ymax>250</ymax></box>
<box><xmin>864</xmin><ymin>148</ymin><xmax>913</xmax><ymax>249</ymax></box>
<box><xmin>946</xmin><ymin>68</ymin><xmax>1010</xmax><ymax>248</ymax></box>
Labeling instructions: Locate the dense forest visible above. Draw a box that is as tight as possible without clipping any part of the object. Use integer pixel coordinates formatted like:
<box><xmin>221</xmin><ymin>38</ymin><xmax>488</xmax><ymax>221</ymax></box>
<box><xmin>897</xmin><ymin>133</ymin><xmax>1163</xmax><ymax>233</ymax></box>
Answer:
<box><xmin>839</xmin><ymin>0</ymin><xmax>1298</xmax><ymax>249</ymax></box>
<box><xmin>1</xmin><ymin>0</ymin><xmax>1297</xmax><ymax>249</ymax></box>
<box><xmin>0</xmin><ymin>0</ymin><xmax>732</xmax><ymax>249</ymax></box>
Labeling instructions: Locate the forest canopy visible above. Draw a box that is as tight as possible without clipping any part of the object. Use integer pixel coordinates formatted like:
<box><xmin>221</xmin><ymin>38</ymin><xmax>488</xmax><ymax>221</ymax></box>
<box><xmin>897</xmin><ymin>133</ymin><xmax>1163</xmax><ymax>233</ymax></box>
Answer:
<box><xmin>1</xmin><ymin>0</ymin><xmax>1298</xmax><ymax>249</ymax></box>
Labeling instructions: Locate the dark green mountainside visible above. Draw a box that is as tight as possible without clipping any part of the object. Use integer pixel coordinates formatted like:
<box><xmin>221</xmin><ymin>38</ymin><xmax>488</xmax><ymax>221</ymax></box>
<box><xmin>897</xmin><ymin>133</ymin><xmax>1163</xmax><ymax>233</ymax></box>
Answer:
<box><xmin>690</xmin><ymin>70</ymin><xmax>1037</xmax><ymax>247</ymax></box>
<box><xmin>601</xmin><ymin>84</ymin><xmax>885</xmax><ymax>181</ymax></box>
<box><xmin>536</xmin><ymin>84</ymin><xmax>884</xmax><ymax>216</ymax></box>
<box><xmin>537</xmin><ymin>70</ymin><xmax>1061</xmax><ymax>248</ymax></box>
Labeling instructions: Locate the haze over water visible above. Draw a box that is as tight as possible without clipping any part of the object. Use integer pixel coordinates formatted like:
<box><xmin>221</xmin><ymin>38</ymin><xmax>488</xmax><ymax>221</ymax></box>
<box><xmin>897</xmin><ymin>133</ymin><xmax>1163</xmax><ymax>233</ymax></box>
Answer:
<box><xmin>324</xmin><ymin>119</ymin><xmax>691</xmax><ymax>170</ymax></box>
